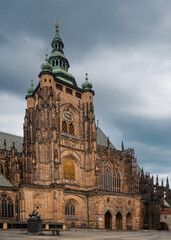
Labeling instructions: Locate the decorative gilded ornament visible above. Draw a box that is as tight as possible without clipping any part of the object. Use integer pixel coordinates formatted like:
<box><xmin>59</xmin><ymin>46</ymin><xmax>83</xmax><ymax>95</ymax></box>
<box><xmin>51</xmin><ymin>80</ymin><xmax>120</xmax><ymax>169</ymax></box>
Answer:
<box><xmin>64</xmin><ymin>159</ymin><xmax>75</xmax><ymax>179</ymax></box>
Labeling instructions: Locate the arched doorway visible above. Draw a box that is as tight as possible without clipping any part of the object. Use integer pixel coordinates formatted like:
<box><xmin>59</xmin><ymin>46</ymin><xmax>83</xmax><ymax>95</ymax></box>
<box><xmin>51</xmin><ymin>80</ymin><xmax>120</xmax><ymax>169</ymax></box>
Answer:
<box><xmin>116</xmin><ymin>212</ymin><xmax>122</xmax><ymax>230</ymax></box>
<box><xmin>105</xmin><ymin>211</ymin><xmax>112</xmax><ymax>229</ymax></box>
<box><xmin>126</xmin><ymin>212</ymin><xmax>132</xmax><ymax>230</ymax></box>
<box><xmin>159</xmin><ymin>222</ymin><xmax>168</xmax><ymax>230</ymax></box>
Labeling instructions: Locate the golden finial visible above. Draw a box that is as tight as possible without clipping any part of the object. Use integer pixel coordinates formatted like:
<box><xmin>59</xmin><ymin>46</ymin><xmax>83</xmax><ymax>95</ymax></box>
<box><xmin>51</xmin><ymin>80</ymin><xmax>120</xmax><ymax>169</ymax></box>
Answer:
<box><xmin>31</xmin><ymin>80</ymin><xmax>34</xmax><ymax>83</ymax></box>
<box><xmin>55</xmin><ymin>18</ymin><xmax>59</xmax><ymax>29</ymax></box>
<box><xmin>45</xmin><ymin>49</ymin><xmax>48</xmax><ymax>58</ymax></box>
<box><xmin>85</xmin><ymin>73</ymin><xmax>88</xmax><ymax>76</ymax></box>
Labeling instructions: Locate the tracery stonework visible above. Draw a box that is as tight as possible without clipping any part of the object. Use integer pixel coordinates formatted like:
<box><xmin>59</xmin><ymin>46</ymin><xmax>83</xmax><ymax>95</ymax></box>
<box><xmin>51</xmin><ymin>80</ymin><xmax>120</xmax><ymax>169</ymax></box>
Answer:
<box><xmin>64</xmin><ymin>159</ymin><xmax>75</xmax><ymax>179</ymax></box>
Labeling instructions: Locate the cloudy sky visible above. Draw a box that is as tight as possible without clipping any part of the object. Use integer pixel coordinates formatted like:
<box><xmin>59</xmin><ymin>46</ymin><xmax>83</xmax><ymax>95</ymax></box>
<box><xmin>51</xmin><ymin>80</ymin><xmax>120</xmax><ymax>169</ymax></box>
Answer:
<box><xmin>1</xmin><ymin>0</ymin><xmax>171</xmax><ymax>183</ymax></box>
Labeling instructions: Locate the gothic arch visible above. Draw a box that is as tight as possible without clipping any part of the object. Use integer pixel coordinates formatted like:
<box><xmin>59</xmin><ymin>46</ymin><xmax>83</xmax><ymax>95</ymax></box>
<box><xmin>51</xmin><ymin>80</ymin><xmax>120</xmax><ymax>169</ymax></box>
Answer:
<box><xmin>61</xmin><ymin>150</ymin><xmax>81</xmax><ymax>163</ymax></box>
<box><xmin>116</xmin><ymin>211</ymin><xmax>123</xmax><ymax>230</ymax></box>
<box><xmin>126</xmin><ymin>212</ymin><xmax>133</xmax><ymax>230</ymax></box>
<box><xmin>61</xmin><ymin>103</ymin><xmax>79</xmax><ymax>114</ymax></box>
<box><xmin>64</xmin><ymin>196</ymin><xmax>87</xmax><ymax>221</ymax></box>
<box><xmin>105</xmin><ymin>211</ymin><xmax>112</xmax><ymax>229</ymax></box>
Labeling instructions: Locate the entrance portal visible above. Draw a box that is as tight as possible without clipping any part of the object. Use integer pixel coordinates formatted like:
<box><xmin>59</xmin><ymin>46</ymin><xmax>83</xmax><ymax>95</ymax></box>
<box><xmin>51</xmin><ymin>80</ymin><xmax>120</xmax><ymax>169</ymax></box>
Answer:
<box><xmin>105</xmin><ymin>211</ymin><xmax>112</xmax><ymax>229</ymax></box>
<box><xmin>116</xmin><ymin>212</ymin><xmax>122</xmax><ymax>229</ymax></box>
<box><xmin>126</xmin><ymin>212</ymin><xmax>132</xmax><ymax>230</ymax></box>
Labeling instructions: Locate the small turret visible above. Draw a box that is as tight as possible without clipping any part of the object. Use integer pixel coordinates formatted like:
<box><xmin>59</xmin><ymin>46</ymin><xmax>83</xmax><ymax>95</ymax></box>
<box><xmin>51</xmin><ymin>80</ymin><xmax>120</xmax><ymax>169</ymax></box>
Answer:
<box><xmin>27</xmin><ymin>80</ymin><xmax>35</xmax><ymax>95</ymax></box>
<box><xmin>82</xmin><ymin>73</ymin><xmax>93</xmax><ymax>90</ymax></box>
<box><xmin>40</xmin><ymin>54</ymin><xmax>53</xmax><ymax>72</ymax></box>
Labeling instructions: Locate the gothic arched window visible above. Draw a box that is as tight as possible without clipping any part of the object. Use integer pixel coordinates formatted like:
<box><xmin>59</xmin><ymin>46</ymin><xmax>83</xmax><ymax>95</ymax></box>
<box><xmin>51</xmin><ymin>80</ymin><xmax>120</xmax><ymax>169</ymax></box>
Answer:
<box><xmin>62</xmin><ymin>121</ymin><xmax>68</xmax><ymax>133</ymax></box>
<box><xmin>69</xmin><ymin>123</ymin><xmax>74</xmax><ymax>135</ymax></box>
<box><xmin>65</xmin><ymin>202</ymin><xmax>75</xmax><ymax>215</ymax></box>
<box><xmin>0</xmin><ymin>194</ymin><xmax>14</xmax><ymax>218</ymax></box>
<box><xmin>99</xmin><ymin>161</ymin><xmax>121</xmax><ymax>193</ymax></box>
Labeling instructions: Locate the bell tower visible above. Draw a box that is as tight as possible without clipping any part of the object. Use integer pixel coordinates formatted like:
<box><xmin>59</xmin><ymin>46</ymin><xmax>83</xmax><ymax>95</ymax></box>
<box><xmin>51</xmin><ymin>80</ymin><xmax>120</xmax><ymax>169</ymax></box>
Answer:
<box><xmin>22</xmin><ymin>24</ymin><xmax>97</xmax><ymax>189</ymax></box>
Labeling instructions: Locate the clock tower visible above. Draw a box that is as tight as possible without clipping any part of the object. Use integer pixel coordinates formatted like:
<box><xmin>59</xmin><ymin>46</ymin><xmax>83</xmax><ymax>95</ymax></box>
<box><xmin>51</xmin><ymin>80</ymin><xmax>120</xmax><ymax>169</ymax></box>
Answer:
<box><xmin>23</xmin><ymin>24</ymin><xmax>97</xmax><ymax>189</ymax></box>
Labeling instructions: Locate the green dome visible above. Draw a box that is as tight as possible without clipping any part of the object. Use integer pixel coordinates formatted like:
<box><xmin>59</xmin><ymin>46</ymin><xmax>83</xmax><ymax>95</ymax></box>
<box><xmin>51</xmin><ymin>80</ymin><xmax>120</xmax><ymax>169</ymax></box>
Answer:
<box><xmin>41</xmin><ymin>58</ymin><xmax>53</xmax><ymax>72</ymax></box>
<box><xmin>82</xmin><ymin>74</ymin><xmax>93</xmax><ymax>90</ymax></box>
<box><xmin>27</xmin><ymin>81</ymin><xmax>34</xmax><ymax>95</ymax></box>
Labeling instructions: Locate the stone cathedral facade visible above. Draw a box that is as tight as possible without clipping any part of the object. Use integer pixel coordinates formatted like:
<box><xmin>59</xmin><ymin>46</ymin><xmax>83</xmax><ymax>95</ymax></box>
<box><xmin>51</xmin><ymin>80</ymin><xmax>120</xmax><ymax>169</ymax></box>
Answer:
<box><xmin>0</xmin><ymin>24</ymin><xmax>170</xmax><ymax>230</ymax></box>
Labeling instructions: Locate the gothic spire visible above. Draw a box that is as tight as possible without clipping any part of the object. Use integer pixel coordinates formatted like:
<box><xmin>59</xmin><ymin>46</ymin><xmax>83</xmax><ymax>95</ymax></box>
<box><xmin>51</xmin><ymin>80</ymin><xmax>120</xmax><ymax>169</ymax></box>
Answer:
<box><xmin>156</xmin><ymin>175</ymin><xmax>159</xmax><ymax>187</ymax></box>
<box><xmin>166</xmin><ymin>177</ymin><xmax>169</xmax><ymax>189</ymax></box>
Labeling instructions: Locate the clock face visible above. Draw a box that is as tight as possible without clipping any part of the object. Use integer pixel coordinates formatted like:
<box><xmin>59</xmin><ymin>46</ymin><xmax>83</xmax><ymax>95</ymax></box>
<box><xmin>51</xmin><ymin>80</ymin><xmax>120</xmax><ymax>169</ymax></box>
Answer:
<box><xmin>62</xmin><ymin>111</ymin><xmax>74</xmax><ymax>121</ymax></box>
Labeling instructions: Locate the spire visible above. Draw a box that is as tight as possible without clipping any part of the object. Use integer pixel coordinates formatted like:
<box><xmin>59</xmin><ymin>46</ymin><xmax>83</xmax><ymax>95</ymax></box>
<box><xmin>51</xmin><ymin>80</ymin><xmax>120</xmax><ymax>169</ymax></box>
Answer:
<box><xmin>166</xmin><ymin>177</ymin><xmax>169</xmax><ymax>189</ymax></box>
<box><xmin>27</xmin><ymin>80</ymin><xmax>35</xmax><ymax>95</ymax></box>
<box><xmin>82</xmin><ymin>73</ymin><xmax>93</xmax><ymax>91</ymax></box>
<box><xmin>161</xmin><ymin>179</ymin><xmax>164</xmax><ymax>187</ymax></box>
<box><xmin>48</xmin><ymin>23</ymin><xmax>77</xmax><ymax>86</ymax></box>
<box><xmin>156</xmin><ymin>175</ymin><xmax>159</xmax><ymax>187</ymax></box>
<box><xmin>121</xmin><ymin>141</ymin><xmax>124</xmax><ymax>151</ymax></box>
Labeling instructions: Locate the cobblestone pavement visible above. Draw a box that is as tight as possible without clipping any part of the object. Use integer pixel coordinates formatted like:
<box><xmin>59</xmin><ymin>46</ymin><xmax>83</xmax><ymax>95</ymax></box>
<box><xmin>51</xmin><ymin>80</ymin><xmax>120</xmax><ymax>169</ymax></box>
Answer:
<box><xmin>0</xmin><ymin>229</ymin><xmax>171</xmax><ymax>240</ymax></box>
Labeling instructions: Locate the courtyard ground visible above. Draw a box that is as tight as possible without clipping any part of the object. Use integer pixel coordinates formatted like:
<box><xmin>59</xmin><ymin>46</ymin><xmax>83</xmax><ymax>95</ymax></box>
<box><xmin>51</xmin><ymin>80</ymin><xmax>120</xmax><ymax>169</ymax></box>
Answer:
<box><xmin>0</xmin><ymin>229</ymin><xmax>171</xmax><ymax>240</ymax></box>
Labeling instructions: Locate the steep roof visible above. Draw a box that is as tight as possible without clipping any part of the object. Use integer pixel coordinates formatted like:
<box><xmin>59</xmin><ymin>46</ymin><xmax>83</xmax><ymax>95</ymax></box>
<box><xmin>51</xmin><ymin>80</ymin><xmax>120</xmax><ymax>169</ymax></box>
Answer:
<box><xmin>97</xmin><ymin>126</ymin><xmax>115</xmax><ymax>149</ymax></box>
<box><xmin>0</xmin><ymin>127</ymin><xmax>114</xmax><ymax>152</ymax></box>
<box><xmin>0</xmin><ymin>131</ymin><xmax>23</xmax><ymax>153</ymax></box>
<box><xmin>0</xmin><ymin>174</ymin><xmax>13</xmax><ymax>187</ymax></box>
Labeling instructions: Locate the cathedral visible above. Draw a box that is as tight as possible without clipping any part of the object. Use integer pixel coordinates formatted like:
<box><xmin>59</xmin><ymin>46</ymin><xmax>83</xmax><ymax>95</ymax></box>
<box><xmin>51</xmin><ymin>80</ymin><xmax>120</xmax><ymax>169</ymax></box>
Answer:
<box><xmin>0</xmin><ymin>23</ymin><xmax>170</xmax><ymax>230</ymax></box>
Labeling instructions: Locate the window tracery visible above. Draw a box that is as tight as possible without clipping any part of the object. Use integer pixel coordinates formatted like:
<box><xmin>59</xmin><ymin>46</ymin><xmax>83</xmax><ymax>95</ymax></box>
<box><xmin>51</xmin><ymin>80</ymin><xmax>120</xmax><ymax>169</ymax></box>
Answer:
<box><xmin>65</xmin><ymin>202</ymin><xmax>75</xmax><ymax>215</ymax></box>
<box><xmin>62</xmin><ymin>110</ymin><xmax>75</xmax><ymax>135</ymax></box>
<box><xmin>99</xmin><ymin>161</ymin><xmax>121</xmax><ymax>192</ymax></box>
<box><xmin>0</xmin><ymin>194</ymin><xmax>14</xmax><ymax>218</ymax></box>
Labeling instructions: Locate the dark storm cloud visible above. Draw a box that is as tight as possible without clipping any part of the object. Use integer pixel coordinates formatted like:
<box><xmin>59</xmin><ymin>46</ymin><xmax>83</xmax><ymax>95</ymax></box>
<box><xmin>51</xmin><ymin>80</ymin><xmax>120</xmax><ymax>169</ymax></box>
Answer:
<box><xmin>1</xmin><ymin>0</ymin><xmax>171</xmax><ymax>177</ymax></box>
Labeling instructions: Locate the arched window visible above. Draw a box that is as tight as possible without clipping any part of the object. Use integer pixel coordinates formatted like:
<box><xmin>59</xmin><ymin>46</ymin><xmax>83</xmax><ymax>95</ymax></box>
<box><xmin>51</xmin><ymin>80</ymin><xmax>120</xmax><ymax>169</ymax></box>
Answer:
<box><xmin>52</xmin><ymin>59</ymin><xmax>55</xmax><ymax>67</ymax></box>
<box><xmin>62</xmin><ymin>121</ymin><xmax>68</xmax><ymax>133</ymax></box>
<box><xmin>0</xmin><ymin>194</ymin><xmax>14</xmax><ymax>218</ymax></box>
<box><xmin>69</xmin><ymin>123</ymin><xmax>74</xmax><ymax>135</ymax></box>
<box><xmin>99</xmin><ymin>162</ymin><xmax>121</xmax><ymax>193</ymax></box>
<box><xmin>65</xmin><ymin>202</ymin><xmax>75</xmax><ymax>215</ymax></box>
<box><xmin>0</xmin><ymin>163</ymin><xmax>4</xmax><ymax>175</ymax></box>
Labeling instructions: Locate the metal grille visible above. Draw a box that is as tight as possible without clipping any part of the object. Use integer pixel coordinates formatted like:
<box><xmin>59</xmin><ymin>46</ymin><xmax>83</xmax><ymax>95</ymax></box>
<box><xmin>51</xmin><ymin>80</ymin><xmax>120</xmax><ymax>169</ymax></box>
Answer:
<box><xmin>62</xmin><ymin>121</ymin><xmax>68</xmax><ymax>133</ymax></box>
<box><xmin>69</xmin><ymin>123</ymin><xmax>74</xmax><ymax>135</ymax></box>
